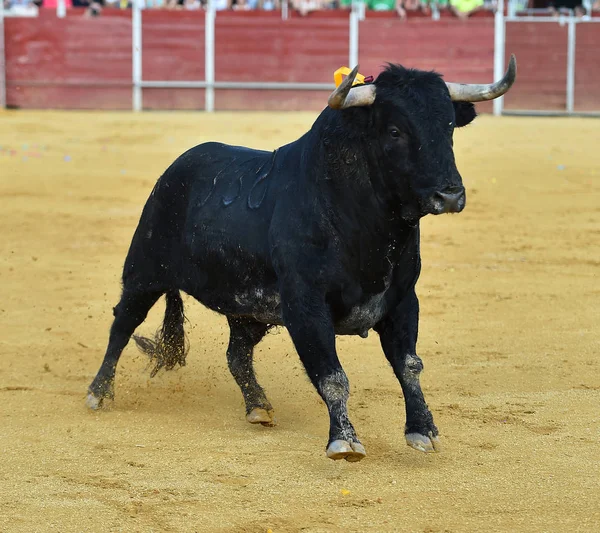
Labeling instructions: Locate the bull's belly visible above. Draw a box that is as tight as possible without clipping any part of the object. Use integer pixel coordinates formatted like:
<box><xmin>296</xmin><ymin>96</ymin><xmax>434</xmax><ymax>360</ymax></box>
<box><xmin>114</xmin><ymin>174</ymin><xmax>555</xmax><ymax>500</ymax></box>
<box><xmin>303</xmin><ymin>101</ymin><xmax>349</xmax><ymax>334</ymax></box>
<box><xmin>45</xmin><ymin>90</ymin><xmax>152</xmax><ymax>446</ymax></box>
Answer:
<box><xmin>230</xmin><ymin>288</ymin><xmax>284</xmax><ymax>325</ymax></box>
<box><xmin>335</xmin><ymin>291</ymin><xmax>388</xmax><ymax>337</ymax></box>
<box><xmin>197</xmin><ymin>286</ymin><xmax>387</xmax><ymax>337</ymax></box>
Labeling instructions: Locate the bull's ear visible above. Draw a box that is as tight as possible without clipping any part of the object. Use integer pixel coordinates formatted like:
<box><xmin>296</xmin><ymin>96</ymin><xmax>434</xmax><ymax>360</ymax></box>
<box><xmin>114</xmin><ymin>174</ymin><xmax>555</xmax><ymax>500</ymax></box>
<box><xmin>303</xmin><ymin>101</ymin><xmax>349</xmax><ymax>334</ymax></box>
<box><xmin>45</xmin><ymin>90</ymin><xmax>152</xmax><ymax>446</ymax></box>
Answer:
<box><xmin>454</xmin><ymin>102</ymin><xmax>477</xmax><ymax>128</ymax></box>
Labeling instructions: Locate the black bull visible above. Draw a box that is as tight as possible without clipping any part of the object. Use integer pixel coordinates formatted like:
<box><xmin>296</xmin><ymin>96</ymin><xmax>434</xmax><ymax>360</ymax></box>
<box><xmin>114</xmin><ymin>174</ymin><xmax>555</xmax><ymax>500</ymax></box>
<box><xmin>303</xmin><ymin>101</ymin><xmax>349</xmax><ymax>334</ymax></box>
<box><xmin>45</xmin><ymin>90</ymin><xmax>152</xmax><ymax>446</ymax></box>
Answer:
<box><xmin>88</xmin><ymin>58</ymin><xmax>517</xmax><ymax>461</ymax></box>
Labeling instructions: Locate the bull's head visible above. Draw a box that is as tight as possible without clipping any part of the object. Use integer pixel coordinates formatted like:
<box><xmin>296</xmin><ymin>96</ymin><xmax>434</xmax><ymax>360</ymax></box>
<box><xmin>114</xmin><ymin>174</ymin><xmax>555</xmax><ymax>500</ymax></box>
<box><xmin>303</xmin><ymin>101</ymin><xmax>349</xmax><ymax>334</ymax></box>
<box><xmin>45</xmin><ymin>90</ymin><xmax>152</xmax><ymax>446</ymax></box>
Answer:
<box><xmin>327</xmin><ymin>56</ymin><xmax>517</xmax><ymax>222</ymax></box>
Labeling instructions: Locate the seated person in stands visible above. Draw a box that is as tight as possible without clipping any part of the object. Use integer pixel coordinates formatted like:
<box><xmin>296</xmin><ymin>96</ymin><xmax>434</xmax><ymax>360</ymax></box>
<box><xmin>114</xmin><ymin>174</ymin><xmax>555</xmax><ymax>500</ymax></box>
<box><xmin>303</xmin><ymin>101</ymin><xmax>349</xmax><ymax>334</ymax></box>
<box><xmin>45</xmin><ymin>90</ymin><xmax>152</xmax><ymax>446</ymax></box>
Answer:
<box><xmin>107</xmin><ymin>0</ymin><xmax>132</xmax><ymax>8</ymax></box>
<box><xmin>385</xmin><ymin>0</ymin><xmax>413</xmax><ymax>17</ymax></box>
<box><xmin>233</xmin><ymin>0</ymin><xmax>279</xmax><ymax>9</ymax></box>
<box><xmin>144</xmin><ymin>0</ymin><xmax>166</xmax><ymax>7</ymax></box>
<box><xmin>72</xmin><ymin>0</ymin><xmax>104</xmax><ymax>16</ymax></box>
<box><xmin>4</xmin><ymin>0</ymin><xmax>39</xmax><ymax>9</ymax></box>
<box><xmin>422</xmin><ymin>0</ymin><xmax>451</xmax><ymax>13</ymax></box>
<box><xmin>166</xmin><ymin>0</ymin><xmax>229</xmax><ymax>8</ymax></box>
<box><xmin>339</xmin><ymin>0</ymin><xmax>407</xmax><ymax>18</ymax></box>
<box><xmin>404</xmin><ymin>0</ymin><xmax>442</xmax><ymax>15</ymax></box>
<box><xmin>30</xmin><ymin>0</ymin><xmax>67</xmax><ymax>8</ymax></box>
<box><xmin>548</xmin><ymin>0</ymin><xmax>586</xmax><ymax>16</ymax></box>
<box><xmin>292</xmin><ymin>0</ymin><xmax>336</xmax><ymax>15</ymax></box>
<box><xmin>449</xmin><ymin>0</ymin><xmax>486</xmax><ymax>18</ymax></box>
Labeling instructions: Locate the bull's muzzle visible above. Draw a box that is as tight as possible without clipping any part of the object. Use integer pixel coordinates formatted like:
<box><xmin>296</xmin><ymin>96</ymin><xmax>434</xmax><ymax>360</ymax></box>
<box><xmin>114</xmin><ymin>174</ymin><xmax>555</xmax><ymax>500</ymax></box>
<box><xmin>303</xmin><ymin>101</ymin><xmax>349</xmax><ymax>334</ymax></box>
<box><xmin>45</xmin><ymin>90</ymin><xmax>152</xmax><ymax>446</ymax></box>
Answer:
<box><xmin>431</xmin><ymin>186</ymin><xmax>466</xmax><ymax>214</ymax></box>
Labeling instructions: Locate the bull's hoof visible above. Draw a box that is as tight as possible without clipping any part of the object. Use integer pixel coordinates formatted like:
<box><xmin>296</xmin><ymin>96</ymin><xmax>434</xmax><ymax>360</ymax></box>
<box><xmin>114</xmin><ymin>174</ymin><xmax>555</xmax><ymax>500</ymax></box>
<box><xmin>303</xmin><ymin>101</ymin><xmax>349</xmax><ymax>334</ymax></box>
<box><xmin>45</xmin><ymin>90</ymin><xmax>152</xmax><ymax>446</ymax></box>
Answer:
<box><xmin>86</xmin><ymin>389</ymin><xmax>114</xmax><ymax>410</ymax></box>
<box><xmin>326</xmin><ymin>440</ymin><xmax>367</xmax><ymax>462</ymax></box>
<box><xmin>246</xmin><ymin>407</ymin><xmax>277</xmax><ymax>427</ymax></box>
<box><xmin>85</xmin><ymin>392</ymin><xmax>106</xmax><ymax>410</ymax></box>
<box><xmin>405</xmin><ymin>432</ymin><xmax>441</xmax><ymax>453</ymax></box>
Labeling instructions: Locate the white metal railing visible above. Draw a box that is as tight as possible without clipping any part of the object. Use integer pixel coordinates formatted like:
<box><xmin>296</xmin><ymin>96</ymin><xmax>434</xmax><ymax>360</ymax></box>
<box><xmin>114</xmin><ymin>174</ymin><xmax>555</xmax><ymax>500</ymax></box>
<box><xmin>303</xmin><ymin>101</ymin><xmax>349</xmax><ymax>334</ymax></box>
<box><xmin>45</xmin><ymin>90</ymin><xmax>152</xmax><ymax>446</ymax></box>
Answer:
<box><xmin>566</xmin><ymin>16</ymin><xmax>575</xmax><ymax>114</ymax></box>
<box><xmin>57</xmin><ymin>0</ymin><xmax>66</xmax><ymax>18</ymax></box>
<box><xmin>349</xmin><ymin>3</ymin><xmax>359</xmax><ymax>68</ymax></box>
<box><xmin>493</xmin><ymin>0</ymin><xmax>506</xmax><ymax>116</ymax></box>
<box><xmin>130</xmin><ymin>1</ymin><xmax>361</xmax><ymax>112</ymax></box>
<box><xmin>204</xmin><ymin>2</ymin><xmax>215</xmax><ymax>112</ymax></box>
<box><xmin>132</xmin><ymin>0</ymin><xmax>142</xmax><ymax>111</ymax></box>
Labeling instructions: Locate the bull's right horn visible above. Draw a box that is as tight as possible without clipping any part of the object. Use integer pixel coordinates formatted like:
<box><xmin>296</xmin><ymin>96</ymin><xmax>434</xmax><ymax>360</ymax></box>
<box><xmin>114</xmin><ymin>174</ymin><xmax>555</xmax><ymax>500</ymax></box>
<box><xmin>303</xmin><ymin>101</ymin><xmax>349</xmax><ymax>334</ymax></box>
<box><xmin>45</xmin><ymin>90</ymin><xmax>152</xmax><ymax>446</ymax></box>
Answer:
<box><xmin>328</xmin><ymin>65</ymin><xmax>377</xmax><ymax>110</ymax></box>
<box><xmin>445</xmin><ymin>54</ymin><xmax>517</xmax><ymax>102</ymax></box>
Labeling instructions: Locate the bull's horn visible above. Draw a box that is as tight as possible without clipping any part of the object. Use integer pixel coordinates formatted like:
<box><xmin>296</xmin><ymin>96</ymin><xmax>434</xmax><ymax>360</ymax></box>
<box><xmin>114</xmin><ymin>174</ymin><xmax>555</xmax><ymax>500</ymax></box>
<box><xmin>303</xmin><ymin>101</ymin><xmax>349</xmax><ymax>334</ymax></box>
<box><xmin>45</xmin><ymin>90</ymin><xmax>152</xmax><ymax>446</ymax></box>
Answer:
<box><xmin>328</xmin><ymin>65</ymin><xmax>377</xmax><ymax>110</ymax></box>
<box><xmin>445</xmin><ymin>54</ymin><xmax>517</xmax><ymax>102</ymax></box>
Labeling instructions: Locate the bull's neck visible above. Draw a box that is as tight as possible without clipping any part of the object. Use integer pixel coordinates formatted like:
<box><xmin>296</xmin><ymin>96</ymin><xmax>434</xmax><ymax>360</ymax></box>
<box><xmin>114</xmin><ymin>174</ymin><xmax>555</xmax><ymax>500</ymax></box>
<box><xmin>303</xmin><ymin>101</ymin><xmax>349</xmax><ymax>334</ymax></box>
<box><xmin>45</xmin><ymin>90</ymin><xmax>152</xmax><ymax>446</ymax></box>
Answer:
<box><xmin>291</xmin><ymin>122</ymin><xmax>415</xmax><ymax>251</ymax></box>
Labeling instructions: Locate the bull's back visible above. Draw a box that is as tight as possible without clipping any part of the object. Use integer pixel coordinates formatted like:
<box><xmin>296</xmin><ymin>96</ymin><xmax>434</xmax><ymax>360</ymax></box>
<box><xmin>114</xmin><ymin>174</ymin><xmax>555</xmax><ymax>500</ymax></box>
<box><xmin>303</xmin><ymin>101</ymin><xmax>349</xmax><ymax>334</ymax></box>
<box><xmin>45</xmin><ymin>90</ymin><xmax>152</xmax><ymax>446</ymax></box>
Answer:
<box><xmin>182</xmin><ymin>142</ymin><xmax>278</xmax><ymax>252</ymax></box>
<box><xmin>131</xmin><ymin>142</ymin><xmax>282</xmax><ymax>317</ymax></box>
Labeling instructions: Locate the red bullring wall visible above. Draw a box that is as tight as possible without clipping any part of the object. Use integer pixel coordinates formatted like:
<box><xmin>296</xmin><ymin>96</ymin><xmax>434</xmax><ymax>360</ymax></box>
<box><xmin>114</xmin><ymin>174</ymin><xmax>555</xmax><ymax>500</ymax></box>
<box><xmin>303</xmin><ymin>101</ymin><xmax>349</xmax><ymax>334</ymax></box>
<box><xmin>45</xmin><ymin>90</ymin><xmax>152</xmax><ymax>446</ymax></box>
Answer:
<box><xmin>4</xmin><ymin>9</ymin><xmax>600</xmax><ymax>112</ymax></box>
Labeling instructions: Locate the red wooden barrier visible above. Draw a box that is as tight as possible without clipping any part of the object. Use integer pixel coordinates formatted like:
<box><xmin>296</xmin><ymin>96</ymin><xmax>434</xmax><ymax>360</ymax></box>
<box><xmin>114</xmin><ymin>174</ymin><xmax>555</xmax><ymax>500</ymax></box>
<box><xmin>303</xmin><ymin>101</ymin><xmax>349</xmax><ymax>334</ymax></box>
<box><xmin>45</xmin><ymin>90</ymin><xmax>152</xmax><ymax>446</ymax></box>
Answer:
<box><xmin>141</xmin><ymin>10</ymin><xmax>206</xmax><ymax>110</ymax></box>
<box><xmin>213</xmin><ymin>11</ymin><xmax>348</xmax><ymax>111</ymax></box>
<box><xmin>4</xmin><ymin>10</ymin><xmax>599</xmax><ymax>113</ymax></box>
<box><xmin>5</xmin><ymin>9</ymin><xmax>132</xmax><ymax>109</ymax></box>
<box><xmin>574</xmin><ymin>23</ymin><xmax>600</xmax><ymax>113</ymax></box>
<box><xmin>504</xmin><ymin>21</ymin><xmax>568</xmax><ymax>111</ymax></box>
<box><xmin>359</xmin><ymin>14</ymin><xmax>495</xmax><ymax>114</ymax></box>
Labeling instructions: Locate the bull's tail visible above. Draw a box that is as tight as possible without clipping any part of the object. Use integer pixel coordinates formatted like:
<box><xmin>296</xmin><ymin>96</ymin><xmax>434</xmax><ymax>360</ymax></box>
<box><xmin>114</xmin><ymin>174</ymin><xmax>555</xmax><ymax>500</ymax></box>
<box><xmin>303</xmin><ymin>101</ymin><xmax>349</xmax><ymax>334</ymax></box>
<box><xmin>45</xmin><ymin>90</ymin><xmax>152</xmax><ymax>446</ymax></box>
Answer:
<box><xmin>132</xmin><ymin>289</ymin><xmax>189</xmax><ymax>377</ymax></box>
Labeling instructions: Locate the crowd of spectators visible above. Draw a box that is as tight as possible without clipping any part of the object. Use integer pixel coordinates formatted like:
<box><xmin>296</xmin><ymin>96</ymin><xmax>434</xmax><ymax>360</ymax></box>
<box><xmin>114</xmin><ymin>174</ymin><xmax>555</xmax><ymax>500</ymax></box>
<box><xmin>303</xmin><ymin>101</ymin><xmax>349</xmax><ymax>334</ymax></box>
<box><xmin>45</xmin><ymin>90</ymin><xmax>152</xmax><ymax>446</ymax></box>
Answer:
<box><xmin>4</xmin><ymin>0</ymin><xmax>599</xmax><ymax>18</ymax></box>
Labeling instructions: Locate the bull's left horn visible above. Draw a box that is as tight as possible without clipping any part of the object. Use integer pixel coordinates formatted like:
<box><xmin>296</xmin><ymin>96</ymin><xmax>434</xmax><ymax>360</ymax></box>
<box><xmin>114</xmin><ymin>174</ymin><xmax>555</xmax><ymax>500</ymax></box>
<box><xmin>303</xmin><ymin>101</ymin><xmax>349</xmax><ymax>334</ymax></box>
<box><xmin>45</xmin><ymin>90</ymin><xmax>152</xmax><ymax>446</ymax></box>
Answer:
<box><xmin>445</xmin><ymin>54</ymin><xmax>517</xmax><ymax>102</ymax></box>
<box><xmin>328</xmin><ymin>65</ymin><xmax>377</xmax><ymax>110</ymax></box>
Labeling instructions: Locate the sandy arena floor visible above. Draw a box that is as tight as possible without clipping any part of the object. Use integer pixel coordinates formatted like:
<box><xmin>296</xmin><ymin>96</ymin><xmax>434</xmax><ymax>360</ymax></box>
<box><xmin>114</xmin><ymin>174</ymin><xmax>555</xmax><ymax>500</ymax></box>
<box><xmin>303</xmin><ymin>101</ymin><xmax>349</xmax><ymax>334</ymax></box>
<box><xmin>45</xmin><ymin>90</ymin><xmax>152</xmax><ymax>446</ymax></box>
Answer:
<box><xmin>0</xmin><ymin>111</ymin><xmax>598</xmax><ymax>532</ymax></box>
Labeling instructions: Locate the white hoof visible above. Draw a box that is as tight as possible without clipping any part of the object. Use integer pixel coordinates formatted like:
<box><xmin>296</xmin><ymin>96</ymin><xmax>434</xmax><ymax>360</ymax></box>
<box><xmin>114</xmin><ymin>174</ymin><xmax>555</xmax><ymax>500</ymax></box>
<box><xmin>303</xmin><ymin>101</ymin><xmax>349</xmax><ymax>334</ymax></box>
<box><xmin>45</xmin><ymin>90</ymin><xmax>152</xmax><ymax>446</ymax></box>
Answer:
<box><xmin>85</xmin><ymin>393</ymin><xmax>109</xmax><ymax>410</ymax></box>
<box><xmin>85</xmin><ymin>393</ymin><xmax>102</xmax><ymax>410</ymax></box>
<box><xmin>405</xmin><ymin>432</ymin><xmax>441</xmax><ymax>453</ymax></box>
<box><xmin>326</xmin><ymin>440</ymin><xmax>367</xmax><ymax>462</ymax></box>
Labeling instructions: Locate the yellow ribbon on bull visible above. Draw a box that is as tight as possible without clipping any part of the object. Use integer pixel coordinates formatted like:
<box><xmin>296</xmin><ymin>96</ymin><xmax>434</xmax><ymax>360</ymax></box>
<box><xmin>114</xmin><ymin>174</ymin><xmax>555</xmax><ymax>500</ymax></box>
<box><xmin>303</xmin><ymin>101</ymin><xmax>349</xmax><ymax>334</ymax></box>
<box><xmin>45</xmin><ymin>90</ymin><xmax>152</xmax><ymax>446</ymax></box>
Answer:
<box><xmin>334</xmin><ymin>67</ymin><xmax>366</xmax><ymax>88</ymax></box>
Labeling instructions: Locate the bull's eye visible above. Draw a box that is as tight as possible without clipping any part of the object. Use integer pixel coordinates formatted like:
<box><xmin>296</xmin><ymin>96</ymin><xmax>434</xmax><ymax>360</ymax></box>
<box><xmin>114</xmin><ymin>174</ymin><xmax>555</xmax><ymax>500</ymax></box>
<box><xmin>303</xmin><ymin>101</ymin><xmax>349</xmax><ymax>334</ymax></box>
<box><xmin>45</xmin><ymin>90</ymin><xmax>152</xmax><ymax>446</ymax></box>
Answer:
<box><xmin>389</xmin><ymin>128</ymin><xmax>401</xmax><ymax>139</ymax></box>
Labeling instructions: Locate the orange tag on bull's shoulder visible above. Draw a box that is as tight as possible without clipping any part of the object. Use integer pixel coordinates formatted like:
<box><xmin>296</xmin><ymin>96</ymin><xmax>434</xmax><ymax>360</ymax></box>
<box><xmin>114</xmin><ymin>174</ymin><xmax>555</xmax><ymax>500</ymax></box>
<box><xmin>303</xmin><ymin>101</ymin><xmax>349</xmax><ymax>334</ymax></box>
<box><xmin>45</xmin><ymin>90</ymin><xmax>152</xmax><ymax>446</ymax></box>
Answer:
<box><xmin>334</xmin><ymin>67</ymin><xmax>366</xmax><ymax>88</ymax></box>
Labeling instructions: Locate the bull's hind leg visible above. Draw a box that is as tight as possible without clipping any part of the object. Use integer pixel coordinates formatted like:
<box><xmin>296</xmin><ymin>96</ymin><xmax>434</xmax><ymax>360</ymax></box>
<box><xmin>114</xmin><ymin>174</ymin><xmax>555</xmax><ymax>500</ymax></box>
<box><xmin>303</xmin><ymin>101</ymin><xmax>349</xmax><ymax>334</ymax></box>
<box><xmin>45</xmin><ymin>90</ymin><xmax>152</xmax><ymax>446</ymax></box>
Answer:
<box><xmin>226</xmin><ymin>316</ymin><xmax>276</xmax><ymax>426</ymax></box>
<box><xmin>86</xmin><ymin>289</ymin><xmax>162</xmax><ymax>409</ymax></box>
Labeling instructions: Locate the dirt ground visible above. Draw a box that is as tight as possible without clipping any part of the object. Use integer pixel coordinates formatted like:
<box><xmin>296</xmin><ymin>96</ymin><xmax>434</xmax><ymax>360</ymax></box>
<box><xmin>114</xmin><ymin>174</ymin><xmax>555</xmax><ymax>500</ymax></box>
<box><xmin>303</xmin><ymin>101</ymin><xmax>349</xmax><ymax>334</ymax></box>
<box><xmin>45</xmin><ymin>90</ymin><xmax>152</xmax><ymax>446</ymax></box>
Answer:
<box><xmin>0</xmin><ymin>110</ymin><xmax>598</xmax><ymax>533</ymax></box>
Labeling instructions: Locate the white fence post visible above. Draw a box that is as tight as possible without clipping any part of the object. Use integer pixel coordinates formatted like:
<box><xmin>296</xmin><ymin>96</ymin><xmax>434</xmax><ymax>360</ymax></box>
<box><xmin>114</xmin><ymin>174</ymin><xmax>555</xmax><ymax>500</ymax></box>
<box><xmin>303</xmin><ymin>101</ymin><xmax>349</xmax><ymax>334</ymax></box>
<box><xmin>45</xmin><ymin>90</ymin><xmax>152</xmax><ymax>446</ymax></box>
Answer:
<box><xmin>566</xmin><ymin>18</ymin><xmax>576</xmax><ymax>114</ymax></box>
<box><xmin>57</xmin><ymin>0</ymin><xmax>66</xmax><ymax>19</ymax></box>
<box><xmin>132</xmin><ymin>1</ymin><xmax>142</xmax><ymax>112</ymax></box>
<box><xmin>493</xmin><ymin>0</ymin><xmax>506</xmax><ymax>116</ymax></box>
<box><xmin>349</xmin><ymin>3</ymin><xmax>359</xmax><ymax>68</ymax></box>
<box><xmin>507</xmin><ymin>0</ymin><xmax>515</xmax><ymax>18</ymax></box>
<box><xmin>282</xmin><ymin>0</ymin><xmax>288</xmax><ymax>21</ymax></box>
<box><xmin>0</xmin><ymin>0</ymin><xmax>6</xmax><ymax>110</ymax></box>
<box><xmin>205</xmin><ymin>1</ymin><xmax>215</xmax><ymax>112</ymax></box>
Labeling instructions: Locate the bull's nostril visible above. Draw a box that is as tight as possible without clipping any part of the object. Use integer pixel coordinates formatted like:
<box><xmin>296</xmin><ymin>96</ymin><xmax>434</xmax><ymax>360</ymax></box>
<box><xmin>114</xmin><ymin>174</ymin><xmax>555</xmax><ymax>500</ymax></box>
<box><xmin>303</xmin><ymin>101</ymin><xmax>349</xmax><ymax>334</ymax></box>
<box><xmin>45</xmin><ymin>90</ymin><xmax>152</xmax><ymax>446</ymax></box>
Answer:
<box><xmin>434</xmin><ymin>187</ymin><xmax>466</xmax><ymax>213</ymax></box>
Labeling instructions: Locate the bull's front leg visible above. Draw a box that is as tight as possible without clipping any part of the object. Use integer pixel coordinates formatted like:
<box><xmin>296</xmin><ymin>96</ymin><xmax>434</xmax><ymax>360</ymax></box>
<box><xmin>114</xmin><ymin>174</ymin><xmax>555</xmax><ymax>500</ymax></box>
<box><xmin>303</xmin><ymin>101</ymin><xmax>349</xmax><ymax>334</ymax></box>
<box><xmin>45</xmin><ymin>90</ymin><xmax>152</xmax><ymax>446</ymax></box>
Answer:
<box><xmin>280</xmin><ymin>281</ymin><xmax>366</xmax><ymax>462</ymax></box>
<box><xmin>375</xmin><ymin>289</ymin><xmax>440</xmax><ymax>453</ymax></box>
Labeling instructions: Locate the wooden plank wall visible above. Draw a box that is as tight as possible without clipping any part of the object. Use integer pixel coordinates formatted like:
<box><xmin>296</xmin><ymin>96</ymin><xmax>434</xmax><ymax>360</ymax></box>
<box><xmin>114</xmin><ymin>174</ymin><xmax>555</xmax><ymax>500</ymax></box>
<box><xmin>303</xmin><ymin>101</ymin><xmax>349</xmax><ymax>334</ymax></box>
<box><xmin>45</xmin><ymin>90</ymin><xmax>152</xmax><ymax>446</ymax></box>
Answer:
<box><xmin>4</xmin><ymin>10</ymin><xmax>599</xmax><ymax>112</ymax></box>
